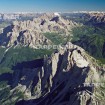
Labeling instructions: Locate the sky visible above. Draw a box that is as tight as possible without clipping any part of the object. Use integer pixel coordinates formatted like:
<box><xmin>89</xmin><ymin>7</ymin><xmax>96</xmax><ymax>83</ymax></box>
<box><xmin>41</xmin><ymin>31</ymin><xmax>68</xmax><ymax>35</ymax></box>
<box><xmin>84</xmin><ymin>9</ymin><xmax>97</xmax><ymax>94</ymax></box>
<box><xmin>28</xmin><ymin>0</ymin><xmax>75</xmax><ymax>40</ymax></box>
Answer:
<box><xmin>0</xmin><ymin>0</ymin><xmax>105</xmax><ymax>13</ymax></box>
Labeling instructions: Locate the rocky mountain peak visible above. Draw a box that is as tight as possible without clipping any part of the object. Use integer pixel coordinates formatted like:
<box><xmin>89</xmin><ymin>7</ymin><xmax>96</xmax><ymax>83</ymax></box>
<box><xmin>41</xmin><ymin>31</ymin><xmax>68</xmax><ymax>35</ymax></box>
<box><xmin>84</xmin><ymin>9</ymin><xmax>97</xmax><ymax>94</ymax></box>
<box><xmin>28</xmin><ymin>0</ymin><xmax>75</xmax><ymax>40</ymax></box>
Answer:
<box><xmin>0</xmin><ymin>13</ymin><xmax>78</xmax><ymax>48</ymax></box>
<box><xmin>11</xmin><ymin>42</ymin><xmax>105</xmax><ymax>105</ymax></box>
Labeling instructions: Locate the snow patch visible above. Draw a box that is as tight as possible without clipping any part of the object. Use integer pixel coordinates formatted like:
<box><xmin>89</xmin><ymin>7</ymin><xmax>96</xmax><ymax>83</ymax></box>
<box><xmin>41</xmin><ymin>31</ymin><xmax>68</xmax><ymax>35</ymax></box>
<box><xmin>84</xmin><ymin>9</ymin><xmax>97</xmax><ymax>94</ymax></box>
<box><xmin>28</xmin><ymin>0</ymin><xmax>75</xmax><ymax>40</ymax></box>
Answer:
<box><xmin>54</xmin><ymin>12</ymin><xmax>60</xmax><ymax>16</ymax></box>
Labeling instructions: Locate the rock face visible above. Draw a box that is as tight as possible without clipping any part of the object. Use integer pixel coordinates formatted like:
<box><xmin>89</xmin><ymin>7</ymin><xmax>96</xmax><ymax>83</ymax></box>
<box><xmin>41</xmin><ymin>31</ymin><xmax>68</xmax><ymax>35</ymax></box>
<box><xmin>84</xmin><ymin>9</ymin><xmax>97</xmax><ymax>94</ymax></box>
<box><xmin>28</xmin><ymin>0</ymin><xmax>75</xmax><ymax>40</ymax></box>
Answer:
<box><xmin>12</xmin><ymin>42</ymin><xmax>105</xmax><ymax>105</ymax></box>
<box><xmin>0</xmin><ymin>13</ymin><xmax>78</xmax><ymax>48</ymax></box>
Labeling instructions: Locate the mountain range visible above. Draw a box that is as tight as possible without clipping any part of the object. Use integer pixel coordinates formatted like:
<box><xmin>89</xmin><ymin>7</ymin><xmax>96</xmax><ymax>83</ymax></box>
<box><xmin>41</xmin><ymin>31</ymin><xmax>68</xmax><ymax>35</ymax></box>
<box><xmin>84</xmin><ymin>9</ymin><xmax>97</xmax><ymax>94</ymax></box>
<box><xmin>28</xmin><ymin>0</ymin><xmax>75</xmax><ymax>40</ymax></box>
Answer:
<box><xmin>0</xmin><ymin>12</ymin><xmax>105</xmax><ymax>105</ymax></box>
<box><xmin>0</xmin><ymin>13</ymin><xmax>78</xmax><ymax>48</ymax></box>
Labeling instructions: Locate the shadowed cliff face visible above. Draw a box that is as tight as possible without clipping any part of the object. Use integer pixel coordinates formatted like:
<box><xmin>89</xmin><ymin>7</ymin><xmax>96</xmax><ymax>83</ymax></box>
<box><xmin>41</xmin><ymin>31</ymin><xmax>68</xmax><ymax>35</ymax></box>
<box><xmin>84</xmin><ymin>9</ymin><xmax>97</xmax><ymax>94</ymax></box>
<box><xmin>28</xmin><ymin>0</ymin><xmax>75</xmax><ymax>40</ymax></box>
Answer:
<box><xmin>9</xmin><ymin>42</ymin><xmax>104</xmax><ymax>105</ymax></box>
<box><xmin>12</xmin><ymin>58</ymin><xmax>44</xmax><ymax>70</ymax></box>
<box><xmin>0</xmin><ymin>25</ymin><xmax>14</xmax><ymax>46</ymax></box>
<box><xmin>16</xmin><ymin>67</ymin><xmax>91</xmax><ymax>105</ymax></box>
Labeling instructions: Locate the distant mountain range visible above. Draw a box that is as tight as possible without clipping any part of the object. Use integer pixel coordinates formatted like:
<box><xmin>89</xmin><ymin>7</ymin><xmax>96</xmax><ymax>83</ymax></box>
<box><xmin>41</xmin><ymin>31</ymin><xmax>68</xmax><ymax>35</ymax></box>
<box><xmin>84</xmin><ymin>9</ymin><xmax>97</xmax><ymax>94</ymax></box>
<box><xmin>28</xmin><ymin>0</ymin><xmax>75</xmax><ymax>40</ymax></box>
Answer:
<box><xmin>0</xmin><ymin>13</ymin><xmax>43</xmax><ymax>21</ymax></box>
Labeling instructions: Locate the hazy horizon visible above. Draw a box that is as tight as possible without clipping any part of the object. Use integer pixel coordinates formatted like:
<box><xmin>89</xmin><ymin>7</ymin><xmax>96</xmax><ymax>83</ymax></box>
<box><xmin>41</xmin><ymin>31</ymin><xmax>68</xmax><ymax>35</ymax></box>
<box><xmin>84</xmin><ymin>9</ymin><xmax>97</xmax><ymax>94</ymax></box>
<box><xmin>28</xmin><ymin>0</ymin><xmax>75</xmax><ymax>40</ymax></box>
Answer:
<box><xmin>0</xmin><ymin>0</ymin><xmax>105</xmax><ymax>13</ymax></box>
